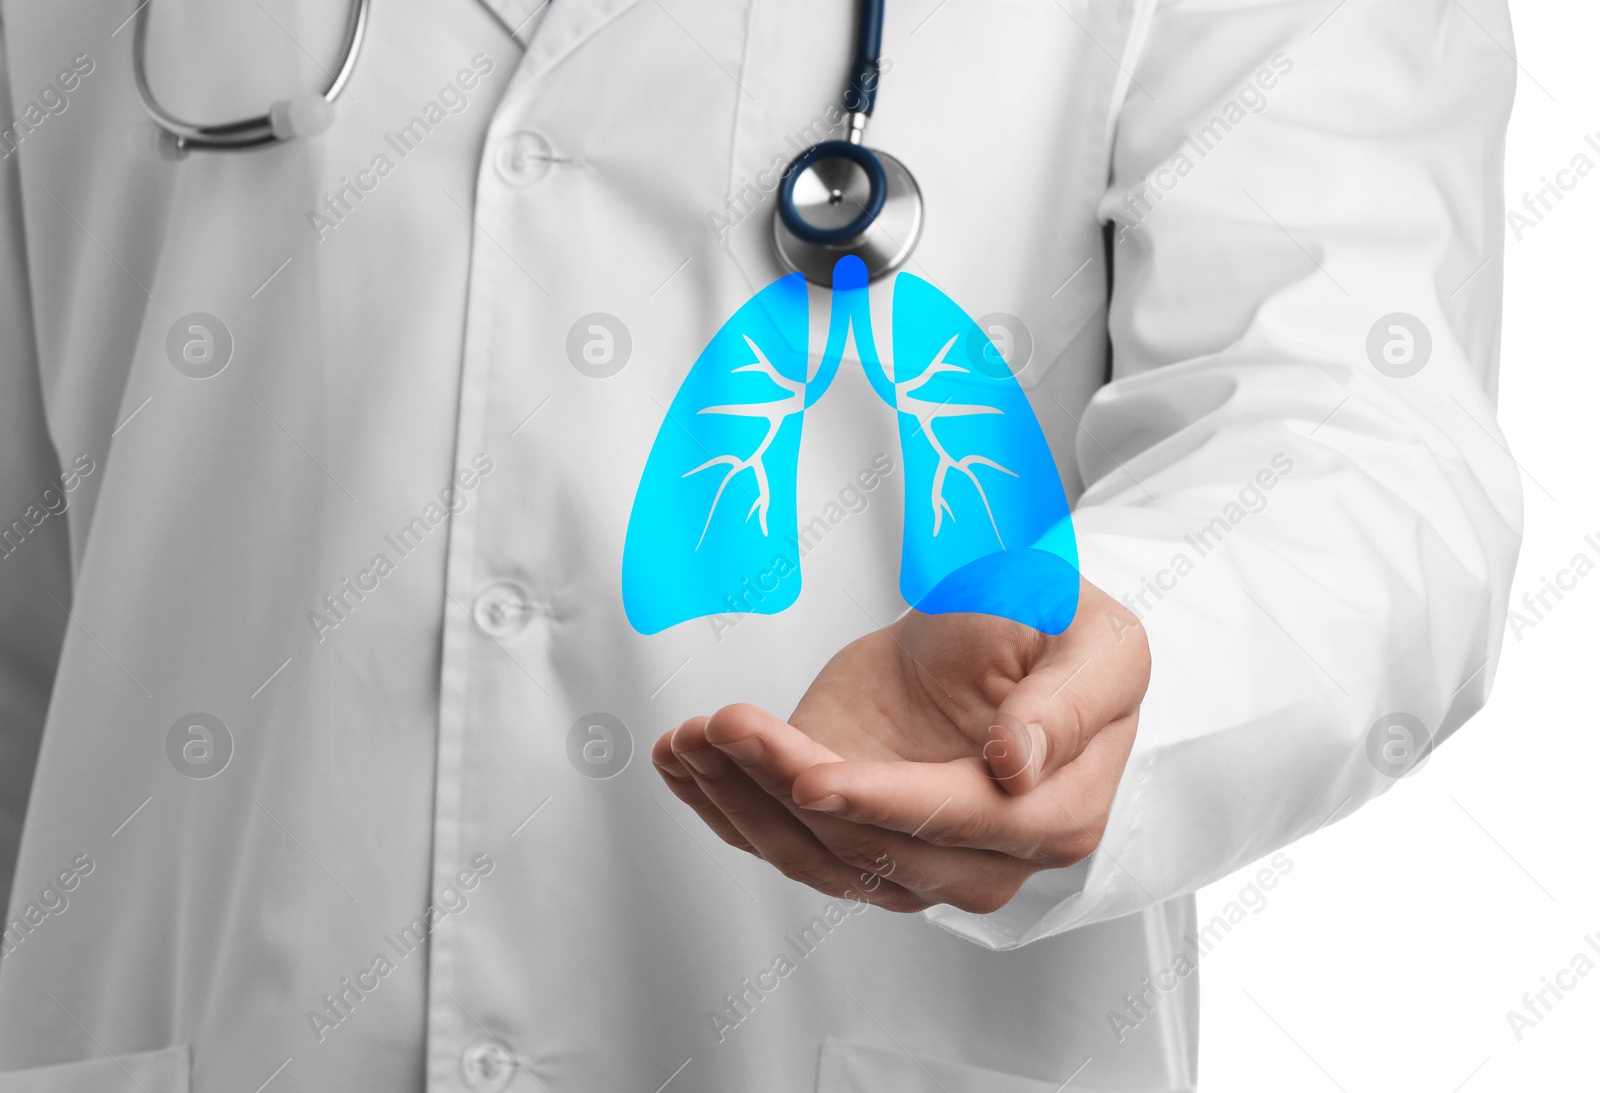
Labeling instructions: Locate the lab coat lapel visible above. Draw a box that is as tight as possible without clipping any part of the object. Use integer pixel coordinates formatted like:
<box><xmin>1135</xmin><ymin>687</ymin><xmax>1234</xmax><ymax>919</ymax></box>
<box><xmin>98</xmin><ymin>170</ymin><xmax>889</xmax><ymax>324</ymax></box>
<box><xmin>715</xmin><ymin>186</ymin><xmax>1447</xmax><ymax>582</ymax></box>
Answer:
<box><xmin>471</xmin><ymin>0</ymin><xmax>550</xmax><ymax>45</ymax></box>
<box><xmin>519</xmin><ymin>0</ymin><xmax>655</xmax><ymax>82</ymax></box>
<box><xmin>472</xmin><ymin>0</ymin><xmax>655</xmax><ymax>77</ymax></box>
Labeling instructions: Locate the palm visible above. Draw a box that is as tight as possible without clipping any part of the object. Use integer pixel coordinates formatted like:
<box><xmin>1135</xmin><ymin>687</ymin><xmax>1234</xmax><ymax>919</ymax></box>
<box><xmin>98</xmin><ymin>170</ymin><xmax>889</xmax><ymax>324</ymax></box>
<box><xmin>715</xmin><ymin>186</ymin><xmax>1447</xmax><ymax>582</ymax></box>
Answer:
<box><xmin>788</xmin><ymin>611</ymin><xmax>1040</xmax><ymax>766</ymax></box>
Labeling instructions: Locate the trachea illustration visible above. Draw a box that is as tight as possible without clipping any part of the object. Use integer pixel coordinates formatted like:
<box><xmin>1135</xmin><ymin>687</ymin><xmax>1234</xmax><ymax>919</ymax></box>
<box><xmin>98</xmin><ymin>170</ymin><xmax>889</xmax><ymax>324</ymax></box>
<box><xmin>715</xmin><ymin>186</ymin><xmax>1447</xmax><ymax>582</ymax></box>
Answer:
<box><xmin>622</xmin><ymin>256</ymin><xmax>1079</xmax><ymax>636</ymax></box>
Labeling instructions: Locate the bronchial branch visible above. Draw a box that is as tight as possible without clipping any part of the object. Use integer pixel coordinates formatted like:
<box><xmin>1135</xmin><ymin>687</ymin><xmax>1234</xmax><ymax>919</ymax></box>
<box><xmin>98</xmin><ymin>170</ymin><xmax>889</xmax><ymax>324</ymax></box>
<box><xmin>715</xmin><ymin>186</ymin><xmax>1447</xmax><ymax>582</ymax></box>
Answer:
<box><xmin>896</xmin><ymin>335</ymin><xmax>1017</xmax><ymax>543</ymax></box>
<box><xmin>684</xmin><ymin>335</ymin><xmax>806</xmax><ymax>549</ymax></box>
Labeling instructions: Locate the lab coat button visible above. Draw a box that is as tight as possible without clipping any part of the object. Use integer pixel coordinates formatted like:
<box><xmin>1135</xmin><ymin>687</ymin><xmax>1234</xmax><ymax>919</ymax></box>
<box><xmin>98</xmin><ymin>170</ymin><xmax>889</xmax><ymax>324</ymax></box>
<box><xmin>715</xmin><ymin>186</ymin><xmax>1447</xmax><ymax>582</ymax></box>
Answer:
<box><xmin>495</xmin><ymin>130</ymin><xmax>556</xmax><ymax>187</ymax></box>
<box><xmin>473</xmin><ymin>581</ymin><xmax>536</xmax><ymax>637</ymax></box>
<box><xmin>460</xmin><ymin>1039</ymin><xmax>518</xmax><ymax>1092</ymax></box>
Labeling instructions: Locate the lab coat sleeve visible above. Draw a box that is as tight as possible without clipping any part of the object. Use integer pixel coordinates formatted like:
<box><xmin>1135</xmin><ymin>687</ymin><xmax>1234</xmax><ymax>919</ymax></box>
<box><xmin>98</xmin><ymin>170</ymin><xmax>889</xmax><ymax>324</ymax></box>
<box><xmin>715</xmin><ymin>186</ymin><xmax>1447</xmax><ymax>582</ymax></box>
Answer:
<box><xmin>922</xmin><ymin>0</ymin><xmax>1523</xmax><ymax>947</ymax></box>
<box><xmin>0</xmin><ymin>21</ymin><xmax>71</xmax><ymax>915</ymax></box>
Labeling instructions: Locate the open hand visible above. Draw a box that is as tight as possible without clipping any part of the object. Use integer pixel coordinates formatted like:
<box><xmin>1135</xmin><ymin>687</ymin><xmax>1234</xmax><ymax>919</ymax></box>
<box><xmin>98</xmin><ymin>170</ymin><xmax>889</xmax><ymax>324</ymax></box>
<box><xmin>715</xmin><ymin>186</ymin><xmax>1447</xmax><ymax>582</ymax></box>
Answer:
<box><xmin>652</xmin><ymin>580</ymin><xmax>1149</xmax><ymax>914</ymax></box>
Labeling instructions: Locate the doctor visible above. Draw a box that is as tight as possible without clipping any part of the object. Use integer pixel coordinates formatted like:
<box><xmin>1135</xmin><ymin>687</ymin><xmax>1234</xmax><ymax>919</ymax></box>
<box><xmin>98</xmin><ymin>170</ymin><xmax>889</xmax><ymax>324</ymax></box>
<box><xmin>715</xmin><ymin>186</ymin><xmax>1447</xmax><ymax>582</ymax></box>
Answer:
<box><xmin>0</xmin><ymin>0</ymin><xmax>1520</xmax><ymax>1091</ymax></box>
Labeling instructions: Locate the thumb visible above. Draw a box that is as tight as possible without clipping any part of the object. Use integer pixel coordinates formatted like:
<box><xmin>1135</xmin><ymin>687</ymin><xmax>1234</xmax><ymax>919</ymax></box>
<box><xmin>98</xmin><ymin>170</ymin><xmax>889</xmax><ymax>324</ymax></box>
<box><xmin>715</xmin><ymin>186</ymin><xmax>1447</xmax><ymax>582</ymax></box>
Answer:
<box><xmin>982</xmin><ymin>659</ymin><xmax>1097</xmax><ymax>796</ymax></box>
<box><xmin>979</xmin><ymin>582</ymin><xmax>1151</xmax><ymax>795</ymax></box>
<box><xmin>980</xmin><ymin>707</ymin><xmax>1056</xmax><ymax>796</ymax></box>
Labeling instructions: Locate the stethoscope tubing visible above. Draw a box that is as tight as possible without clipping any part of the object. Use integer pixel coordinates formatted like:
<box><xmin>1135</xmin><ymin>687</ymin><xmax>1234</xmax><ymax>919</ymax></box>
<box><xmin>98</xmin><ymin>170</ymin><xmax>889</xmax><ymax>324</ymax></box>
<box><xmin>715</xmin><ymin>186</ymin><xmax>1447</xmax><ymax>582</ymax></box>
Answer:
<box><xmin>132</xmin><ymin>0</ymin><xmax>370</xmax><ymax>151</ymax></box>
<box><xmin>848</xmin><ymin>0</ymin><xmax>885</xmax><ymax>118</ymax></box>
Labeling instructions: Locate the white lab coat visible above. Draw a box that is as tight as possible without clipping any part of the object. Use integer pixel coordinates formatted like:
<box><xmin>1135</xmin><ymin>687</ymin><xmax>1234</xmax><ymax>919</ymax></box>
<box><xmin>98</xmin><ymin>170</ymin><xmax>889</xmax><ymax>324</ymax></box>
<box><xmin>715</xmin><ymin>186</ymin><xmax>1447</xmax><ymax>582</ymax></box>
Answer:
<box><xmin>0</xmin><ymin>0</ymin><xmax>1520</xmax><ymax>1089</ymax></box>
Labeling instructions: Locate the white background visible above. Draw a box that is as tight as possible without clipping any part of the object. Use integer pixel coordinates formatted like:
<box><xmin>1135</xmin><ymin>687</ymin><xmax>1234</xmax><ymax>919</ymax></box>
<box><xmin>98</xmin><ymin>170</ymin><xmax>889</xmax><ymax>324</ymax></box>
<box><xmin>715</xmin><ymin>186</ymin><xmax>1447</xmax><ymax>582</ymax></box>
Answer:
<box><xmin>1198</xmin><ymin>5</ymin><xmax>1600</xmax><ymax>1090</ymax></box>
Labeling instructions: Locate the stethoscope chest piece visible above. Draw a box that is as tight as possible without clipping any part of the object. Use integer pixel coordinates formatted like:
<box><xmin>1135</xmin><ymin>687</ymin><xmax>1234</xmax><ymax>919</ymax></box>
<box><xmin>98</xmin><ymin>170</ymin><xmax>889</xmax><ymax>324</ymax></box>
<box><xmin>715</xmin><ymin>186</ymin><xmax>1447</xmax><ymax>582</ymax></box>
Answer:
<box><xmin>773</xmin><ymin>139</ymin><xmax>923</xmax><ymax>287</ymax></box>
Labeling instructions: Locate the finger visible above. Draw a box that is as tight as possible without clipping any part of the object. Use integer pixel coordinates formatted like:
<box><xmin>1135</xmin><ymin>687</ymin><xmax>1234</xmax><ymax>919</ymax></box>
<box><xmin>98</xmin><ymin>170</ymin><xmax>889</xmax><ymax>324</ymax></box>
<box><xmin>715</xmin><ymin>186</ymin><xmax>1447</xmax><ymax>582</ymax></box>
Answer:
<box><xmin>794</xmin><ymin>736</ymin><xmax>1128</xmax><ymax>866</ymax></box>
<box><xmin>698</xmin><ymin>705</ymin><xmax>1036</xmax><ymax>911</ymax></box>
<box><xmin>670</xmin><ymin>720</ymin><xmax>930</xmax><ymax>912</ymax></box>
<box><xmin>766</xmin><ymin>809</ymin><xmax>1035</xmax><ymax>915</ymax></box>
<box><xmin>652</xmin><ymin>727</ymin><xmax>760</xmax><ymax>856</ymax></box>
<box><xmin>796</xmin><ymin>757</ymin><xmax>1026</xmax><ymax>852</ymax></box>
<box><xmin>652</xmin><ymin>725</ymin><xmax>696</xmax><ymax>781</ymax></box>
<box><xmin>986</xmin><ymin>593</ymin><xmax>1149</xmax><ymax>794</ymax></box>
<box><xmin>702</xmin><ymin>703</ymin><xmax>844</xmax><ymax>796</ymax></box>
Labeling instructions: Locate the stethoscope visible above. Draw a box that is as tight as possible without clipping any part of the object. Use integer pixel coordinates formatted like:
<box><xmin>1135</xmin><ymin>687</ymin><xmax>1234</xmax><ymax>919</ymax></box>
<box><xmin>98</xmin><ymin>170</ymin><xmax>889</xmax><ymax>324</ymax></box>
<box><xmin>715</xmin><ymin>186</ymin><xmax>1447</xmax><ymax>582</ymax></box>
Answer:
<box><xmin>133</xmin><ymin>0</ymin><xmax>370</xmax><ymax>154</ymax></box>
<box><xmin>133</xmin><ymin>0</ymin><xmax>921</xmax><ymax>285</ymax></box>
<box><xmin>772</xmin><ymin>0</ymin><xmax>922</xmax><ymax>287</ymax></box>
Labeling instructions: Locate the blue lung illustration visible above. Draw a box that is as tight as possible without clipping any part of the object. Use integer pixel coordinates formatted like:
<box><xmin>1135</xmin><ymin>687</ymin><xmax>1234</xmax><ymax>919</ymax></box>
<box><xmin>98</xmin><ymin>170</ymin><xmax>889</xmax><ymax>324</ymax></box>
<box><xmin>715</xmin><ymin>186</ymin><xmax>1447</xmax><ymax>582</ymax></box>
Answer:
<box><xmin>885</xmin><ymin>274</ymin><xmax>1080</xmax><ymax>634</ymax></box>
<box><xmin>623</xmin><ymin>256</ymin><xmax>1080</xmax><ymax>635</ymax></box>
<box><xmin>622</xmin><ymin>273</ymin><xmax>818</xmax><ymax>635</ymax></box>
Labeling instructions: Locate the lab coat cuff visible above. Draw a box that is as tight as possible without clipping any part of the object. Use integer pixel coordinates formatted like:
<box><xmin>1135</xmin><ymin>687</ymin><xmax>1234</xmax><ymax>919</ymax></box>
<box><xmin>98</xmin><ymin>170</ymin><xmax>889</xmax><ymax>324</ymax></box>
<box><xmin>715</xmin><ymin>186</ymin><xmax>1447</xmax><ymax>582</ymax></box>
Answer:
<box><xmin>919</xmin><ymin>858</ymin><xmax>1098</xmax><ymax>950</ymax></box>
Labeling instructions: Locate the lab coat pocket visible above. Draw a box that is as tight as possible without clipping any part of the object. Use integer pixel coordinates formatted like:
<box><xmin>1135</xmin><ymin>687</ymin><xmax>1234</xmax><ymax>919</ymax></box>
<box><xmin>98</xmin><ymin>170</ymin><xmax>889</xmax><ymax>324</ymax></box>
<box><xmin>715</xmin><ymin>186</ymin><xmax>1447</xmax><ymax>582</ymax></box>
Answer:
<box><xmin>815</xmin><ymin>1037</ymin><xmax>1062</xmax><ymax>1093</ymax></box>
<box><xmin>0</xmin><ymin>1044</ymin><xmax>190</xmax><ymax>1092</ymax></box>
